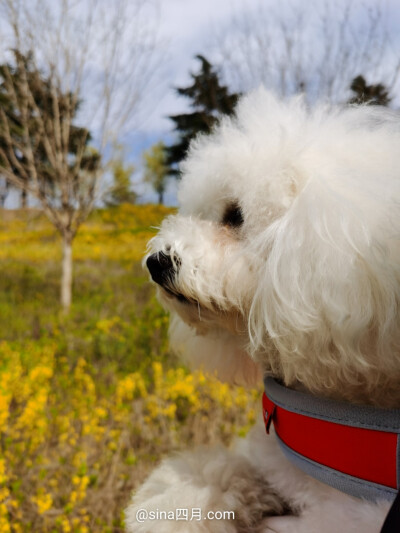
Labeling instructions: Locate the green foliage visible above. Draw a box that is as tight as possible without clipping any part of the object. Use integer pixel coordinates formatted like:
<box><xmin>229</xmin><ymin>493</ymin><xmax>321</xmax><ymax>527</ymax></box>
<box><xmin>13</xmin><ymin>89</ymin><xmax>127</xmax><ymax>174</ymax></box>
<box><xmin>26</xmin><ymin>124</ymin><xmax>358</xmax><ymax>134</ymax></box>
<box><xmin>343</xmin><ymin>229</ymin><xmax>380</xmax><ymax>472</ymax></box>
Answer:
<box><xmin>105</xmin><ymin>148</ymin><xmax>136</xmax><ymax>206</ymax></box>
<box><xmin>143</xmin><ymin>141</ymin><xmax>169</xmax><ymax>204</ymax></box>
<box><xmin>166</xmin><ymin>55</ymin><xmax>240</xmax><ymax>176</ymax></box>
<box><xmin>348</xmin><ymin>75</ymin><xmax>391</xmax><ymax>106</ymax></box>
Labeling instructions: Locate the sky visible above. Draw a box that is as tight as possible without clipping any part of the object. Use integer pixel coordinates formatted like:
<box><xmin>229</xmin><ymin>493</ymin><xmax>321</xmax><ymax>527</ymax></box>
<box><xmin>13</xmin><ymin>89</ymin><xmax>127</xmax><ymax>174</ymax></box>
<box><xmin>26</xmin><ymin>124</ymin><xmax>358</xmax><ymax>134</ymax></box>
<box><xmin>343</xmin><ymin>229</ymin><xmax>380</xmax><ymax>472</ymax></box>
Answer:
<box><xmin>2</xmin><ymin>0</ymin><xmax>400</xmax><ymax>206</ymax></box>
<box><xmin>129</xmin><ymin>0</ymin><xmax>400</xmax><ymax>204</ymax></box>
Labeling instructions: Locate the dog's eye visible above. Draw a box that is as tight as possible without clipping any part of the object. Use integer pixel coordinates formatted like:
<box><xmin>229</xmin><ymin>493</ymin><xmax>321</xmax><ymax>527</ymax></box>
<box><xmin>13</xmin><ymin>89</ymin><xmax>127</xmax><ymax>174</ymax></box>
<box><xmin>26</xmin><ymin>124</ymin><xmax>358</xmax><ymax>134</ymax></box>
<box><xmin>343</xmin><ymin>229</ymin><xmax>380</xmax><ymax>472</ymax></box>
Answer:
<box><xmin>222</xmin><ymin>203</ymin><xmax>244</xmax><ymax>228</ymax></box>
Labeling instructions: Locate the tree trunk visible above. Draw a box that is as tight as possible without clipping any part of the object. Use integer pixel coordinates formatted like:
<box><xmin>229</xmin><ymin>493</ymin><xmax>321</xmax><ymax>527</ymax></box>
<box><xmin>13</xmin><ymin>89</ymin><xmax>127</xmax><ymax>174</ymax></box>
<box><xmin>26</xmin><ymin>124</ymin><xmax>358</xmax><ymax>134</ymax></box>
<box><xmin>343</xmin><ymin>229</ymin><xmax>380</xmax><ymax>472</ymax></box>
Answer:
<box><xmin>0</xmin><ymin>180</ymin><xmax>9</xmax><ymax>207</ymax></box>
<box><xmin>21</xmin><ymin>188</ymin><xmax>27</xmax><ymax>208</ymax></box>
<box><xmin>61</xmin><ymin>234</ymin><xmax>73</xmax><ymax>311</ymax></box>
<box><xmin>158</xmin><ymin>190</ymin><xmax>164</xmax><ymax>205</ymax></box>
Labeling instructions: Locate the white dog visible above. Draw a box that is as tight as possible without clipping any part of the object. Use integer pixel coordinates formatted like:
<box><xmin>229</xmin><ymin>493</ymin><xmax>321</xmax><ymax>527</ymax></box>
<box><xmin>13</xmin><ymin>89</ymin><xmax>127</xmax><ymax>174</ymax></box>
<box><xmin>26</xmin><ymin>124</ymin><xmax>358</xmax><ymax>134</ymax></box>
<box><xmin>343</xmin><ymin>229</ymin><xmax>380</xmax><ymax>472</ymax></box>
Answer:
<box><xmin>125</xmin><ymin>90</ymin><xmax>400</xmax><ymax>532</ymax></box>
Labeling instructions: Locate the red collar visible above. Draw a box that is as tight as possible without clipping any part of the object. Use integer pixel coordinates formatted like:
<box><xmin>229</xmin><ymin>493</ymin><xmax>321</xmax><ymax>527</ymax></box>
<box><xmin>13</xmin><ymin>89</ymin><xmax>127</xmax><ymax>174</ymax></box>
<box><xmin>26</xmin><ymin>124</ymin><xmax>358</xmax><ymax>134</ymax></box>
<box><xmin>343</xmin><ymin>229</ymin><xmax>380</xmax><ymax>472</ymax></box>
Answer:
<box><xmin>262</xmin><ymin>377</ymin><xmax>400</xmax><ymax>501</ymax></box>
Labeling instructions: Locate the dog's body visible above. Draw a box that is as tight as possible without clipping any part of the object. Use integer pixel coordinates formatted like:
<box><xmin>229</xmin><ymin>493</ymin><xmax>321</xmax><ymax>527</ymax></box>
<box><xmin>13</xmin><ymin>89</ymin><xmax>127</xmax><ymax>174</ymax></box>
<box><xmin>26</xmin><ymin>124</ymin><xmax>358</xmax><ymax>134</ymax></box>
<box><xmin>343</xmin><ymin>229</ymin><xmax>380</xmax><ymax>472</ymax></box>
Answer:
<box><xmin>125</xmin><ymin>90</ymin><xmax>400</xmax><ymax>532</ymax></box>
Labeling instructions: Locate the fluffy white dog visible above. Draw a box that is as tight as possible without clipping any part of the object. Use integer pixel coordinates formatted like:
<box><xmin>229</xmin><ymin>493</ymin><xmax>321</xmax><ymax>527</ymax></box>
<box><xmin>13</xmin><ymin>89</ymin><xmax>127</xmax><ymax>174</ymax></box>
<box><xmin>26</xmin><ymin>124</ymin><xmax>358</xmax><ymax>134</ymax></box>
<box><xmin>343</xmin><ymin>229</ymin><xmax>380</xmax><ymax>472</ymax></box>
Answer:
<box><xmin>125</xmin><ymin>89</ymin><xmax>400</xmax><ymax>532</ymax></box>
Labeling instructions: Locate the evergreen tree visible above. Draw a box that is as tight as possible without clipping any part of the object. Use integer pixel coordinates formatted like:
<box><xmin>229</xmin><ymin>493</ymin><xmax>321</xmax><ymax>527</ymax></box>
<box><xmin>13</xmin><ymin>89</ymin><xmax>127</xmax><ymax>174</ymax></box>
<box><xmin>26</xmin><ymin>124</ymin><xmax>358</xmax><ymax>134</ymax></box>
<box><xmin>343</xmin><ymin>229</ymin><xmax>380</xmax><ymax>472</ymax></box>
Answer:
<box><xmin>348</xmin><ymin>75</ymin><xmax>391</xmax><ymax>106</ymax></box>
<box><xmin>166</xmin><ymin>55</ymin><xmax>240</xmax><ymax>176</ymax></box>
<box><xmin>143</xmin><ymin>141</ymin><xmax>169</xmax><ymax>204</ymax></box>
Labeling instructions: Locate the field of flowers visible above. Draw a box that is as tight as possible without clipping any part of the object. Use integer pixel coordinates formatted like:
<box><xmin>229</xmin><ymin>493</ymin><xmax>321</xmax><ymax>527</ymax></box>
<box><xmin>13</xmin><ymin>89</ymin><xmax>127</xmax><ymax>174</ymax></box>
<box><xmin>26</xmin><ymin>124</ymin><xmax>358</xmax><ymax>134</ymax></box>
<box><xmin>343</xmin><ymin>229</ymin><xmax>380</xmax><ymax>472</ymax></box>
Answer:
<box><xmin>0</xmin><ymin>205</ymin><xmax>259</xmax><ymax>532</ymax></box>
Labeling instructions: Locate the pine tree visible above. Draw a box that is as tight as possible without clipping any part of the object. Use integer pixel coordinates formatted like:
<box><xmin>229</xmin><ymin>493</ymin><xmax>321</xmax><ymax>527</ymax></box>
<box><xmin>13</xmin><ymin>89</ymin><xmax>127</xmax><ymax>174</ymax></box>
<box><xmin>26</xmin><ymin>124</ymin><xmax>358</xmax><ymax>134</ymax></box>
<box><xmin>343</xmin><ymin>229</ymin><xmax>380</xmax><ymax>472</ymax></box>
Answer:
<box><xmin>166</xmin><ymin>55</ymin><xmax>240</xmax><ymax>176</ymax></box>
<box><xmin>348</xmin><ymin>75</ymin><xmax>391</xmax><ymax>106</ymax></box>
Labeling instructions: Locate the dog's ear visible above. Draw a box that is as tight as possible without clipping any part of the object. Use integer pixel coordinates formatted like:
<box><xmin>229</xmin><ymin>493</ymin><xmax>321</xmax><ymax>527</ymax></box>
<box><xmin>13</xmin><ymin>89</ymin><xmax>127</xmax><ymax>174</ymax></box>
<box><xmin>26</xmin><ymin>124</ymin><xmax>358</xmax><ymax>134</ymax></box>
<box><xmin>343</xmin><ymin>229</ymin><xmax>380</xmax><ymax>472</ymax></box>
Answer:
<box><xmin>249</xmin><ymin>174</ymin><xmax>400</xmax><ymax>391</ymax></box>
<box><xmin>169</xmin><ymin>315</ymin><xmax>262</xmax><ymax>387</ymax></box>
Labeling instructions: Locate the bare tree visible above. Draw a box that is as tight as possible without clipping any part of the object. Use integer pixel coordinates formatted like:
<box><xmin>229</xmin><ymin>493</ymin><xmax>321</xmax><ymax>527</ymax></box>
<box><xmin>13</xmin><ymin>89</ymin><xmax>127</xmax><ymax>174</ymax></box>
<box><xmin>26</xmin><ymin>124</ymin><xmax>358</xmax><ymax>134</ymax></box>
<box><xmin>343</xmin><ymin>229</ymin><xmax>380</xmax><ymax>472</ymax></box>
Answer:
<box><xmin>0</xmin><ymin>0</ymin><xmax>163</xmax><ymax>311</ymax></box>
<box><xmin>213</xmin><ymin>0</ymin><xmax>400</xmax><ymax>104</ymax></box>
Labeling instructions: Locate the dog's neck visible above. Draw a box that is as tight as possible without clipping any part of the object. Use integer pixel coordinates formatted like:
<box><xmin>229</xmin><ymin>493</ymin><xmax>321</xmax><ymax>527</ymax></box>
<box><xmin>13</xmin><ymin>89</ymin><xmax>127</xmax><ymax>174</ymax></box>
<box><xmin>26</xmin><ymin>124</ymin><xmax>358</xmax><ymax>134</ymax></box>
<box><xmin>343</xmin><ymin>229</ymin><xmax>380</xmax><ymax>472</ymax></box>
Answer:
<box><xmin>260</xmin><ymin>358</ymin><xmax>400</xmax><ymax>409</ymax></box>
<box><xmin>280</xmin><ymin>376</ymin><xmax>400</xmax><ymax>409</ymax></box>
<box><xmin>257</xmin><ymin>340</ymin><xmax>400</xmax><ymax>409</ymax></box>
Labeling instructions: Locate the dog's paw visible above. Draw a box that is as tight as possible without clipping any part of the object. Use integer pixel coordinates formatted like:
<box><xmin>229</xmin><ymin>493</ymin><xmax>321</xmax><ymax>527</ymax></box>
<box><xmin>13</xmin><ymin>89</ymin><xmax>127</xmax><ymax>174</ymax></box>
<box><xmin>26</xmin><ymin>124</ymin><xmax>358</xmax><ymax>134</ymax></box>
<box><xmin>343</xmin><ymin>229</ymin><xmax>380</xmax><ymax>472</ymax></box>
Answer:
<box><xmin>125</xmin><ymin>445</ymin><xmax>289</xmax><ymax>532</ymax></box>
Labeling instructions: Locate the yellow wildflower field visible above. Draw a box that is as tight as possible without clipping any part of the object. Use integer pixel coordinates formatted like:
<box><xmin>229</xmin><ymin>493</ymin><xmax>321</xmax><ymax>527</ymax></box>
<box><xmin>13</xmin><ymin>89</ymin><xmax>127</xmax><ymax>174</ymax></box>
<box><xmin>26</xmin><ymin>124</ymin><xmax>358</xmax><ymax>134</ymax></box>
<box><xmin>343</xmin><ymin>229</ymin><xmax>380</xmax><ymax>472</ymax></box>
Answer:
<box><xmin>0</xmin><ymin>205</ymin><xmax>259</xmax><ymax>532</ymax></box>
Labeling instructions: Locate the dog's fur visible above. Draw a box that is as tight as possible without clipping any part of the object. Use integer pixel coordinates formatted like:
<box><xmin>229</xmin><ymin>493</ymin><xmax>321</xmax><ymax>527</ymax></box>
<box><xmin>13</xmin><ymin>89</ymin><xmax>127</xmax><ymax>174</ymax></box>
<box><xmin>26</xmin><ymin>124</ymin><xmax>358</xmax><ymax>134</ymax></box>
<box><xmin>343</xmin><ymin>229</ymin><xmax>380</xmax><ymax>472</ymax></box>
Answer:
<box><xmin>125</xmin><ymin>89</ymin><xmax>400</xmax><ymax>532</ymax></box>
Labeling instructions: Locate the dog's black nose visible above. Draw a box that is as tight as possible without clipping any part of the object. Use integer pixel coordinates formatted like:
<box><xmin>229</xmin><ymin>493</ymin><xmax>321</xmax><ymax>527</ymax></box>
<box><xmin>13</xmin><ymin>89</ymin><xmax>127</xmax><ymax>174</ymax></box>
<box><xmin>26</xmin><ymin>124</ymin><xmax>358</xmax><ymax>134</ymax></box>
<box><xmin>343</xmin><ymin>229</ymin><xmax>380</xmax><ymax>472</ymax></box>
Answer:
<box><xmin>146</xmin><ymin>252</ymin><xmax>175</xmax><ymax>287</ymax></box>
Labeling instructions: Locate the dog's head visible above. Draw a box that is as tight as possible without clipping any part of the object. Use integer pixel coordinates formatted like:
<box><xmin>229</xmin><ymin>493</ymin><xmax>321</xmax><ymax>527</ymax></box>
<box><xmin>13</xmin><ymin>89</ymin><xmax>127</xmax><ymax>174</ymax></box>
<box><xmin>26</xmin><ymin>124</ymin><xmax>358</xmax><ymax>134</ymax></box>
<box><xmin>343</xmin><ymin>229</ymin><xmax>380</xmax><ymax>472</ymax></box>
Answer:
<box><xmin>146</xmin><ymin>89</ymin><xmax>400</xmax><ymax>406</ymax></box>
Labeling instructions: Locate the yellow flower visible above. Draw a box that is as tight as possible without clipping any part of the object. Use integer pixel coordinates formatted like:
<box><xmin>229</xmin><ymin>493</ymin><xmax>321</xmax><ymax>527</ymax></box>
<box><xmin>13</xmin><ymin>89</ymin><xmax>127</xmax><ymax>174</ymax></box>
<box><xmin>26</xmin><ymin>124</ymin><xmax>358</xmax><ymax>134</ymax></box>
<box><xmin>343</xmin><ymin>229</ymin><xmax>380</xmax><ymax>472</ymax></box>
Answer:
<box><xmin>152</xmin><ymin>362</ymin><xmax>163</xmax><ymax>395</ymax></box>
<box><xmin>0</xmin><ymin>488</ymin><xmax>9</xmax><ymax>502</ymax></box>
<box><xmin>94</xmin><ymin>406</ymin><xmax>107</xmax><ymax>419</ymax></box>
<box><xmin>95</xmin><ymin>316</ymin><xmax>120</xmax><ymax>335</ymax></box>
<box><xmin>61</xmin><ymin>518</ymin><xmax>71</xmax><ymax>533</ymax></box>
<box><xmin>162</xmin><ymin>404</ymin><xmax>177</xmax><ymax>419</ymax></box>
<box><xmin>0</xmin><ymin>460</ymin><xmax>6</xmax><ymax>485</ymax></box>
<box><xmin>29</xmin><ymin>365</ymin><xmax>53</xmax><ymax>383</ymax></box>
<box><xmin>32</xmin><ymin>491</ymin><xmax>52</xmax><ymax>514</ymax></box>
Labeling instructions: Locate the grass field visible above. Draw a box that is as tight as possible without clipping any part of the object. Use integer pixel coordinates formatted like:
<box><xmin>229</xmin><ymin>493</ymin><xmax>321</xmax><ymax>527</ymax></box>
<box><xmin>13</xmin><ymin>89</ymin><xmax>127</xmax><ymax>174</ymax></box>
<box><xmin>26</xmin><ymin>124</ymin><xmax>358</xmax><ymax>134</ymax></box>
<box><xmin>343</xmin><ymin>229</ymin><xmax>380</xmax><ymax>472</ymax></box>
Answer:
<box><xmin>0</xmin><ymin>204</ymin><xmax>259</xmax><ymax>532</ymax></box>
